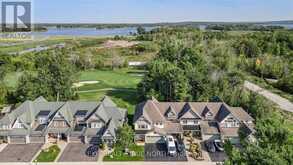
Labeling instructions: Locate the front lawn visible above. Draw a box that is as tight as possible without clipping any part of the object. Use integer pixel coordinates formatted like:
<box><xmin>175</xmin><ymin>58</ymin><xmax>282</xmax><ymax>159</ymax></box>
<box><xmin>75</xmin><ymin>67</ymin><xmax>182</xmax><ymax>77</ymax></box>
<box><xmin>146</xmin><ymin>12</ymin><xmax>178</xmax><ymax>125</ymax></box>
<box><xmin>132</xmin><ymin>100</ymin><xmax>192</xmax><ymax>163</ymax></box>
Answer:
<box><xmin>34</xmin><ymin>145</ymin><xmax>60</xmax><ymax>162</ymax></box>
<box><xmin>103</xmin><ymin>145</ymin><xmax>144</xmax><ymax>161</ymax></box>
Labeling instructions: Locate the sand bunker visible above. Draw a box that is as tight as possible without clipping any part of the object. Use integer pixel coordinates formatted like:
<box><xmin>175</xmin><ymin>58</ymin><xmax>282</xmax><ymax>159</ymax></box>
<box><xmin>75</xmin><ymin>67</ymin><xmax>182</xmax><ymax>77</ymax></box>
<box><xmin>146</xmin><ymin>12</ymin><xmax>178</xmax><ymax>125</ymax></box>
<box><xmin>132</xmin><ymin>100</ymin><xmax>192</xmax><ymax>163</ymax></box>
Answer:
<box><xmin>101</xmin><ymin>40</ymin><xmax>140</xmax><ymax>48</ymax></box>
<box><xmin>73</xmin><ymin>81</ymin><xmax>99</xmax><ymax>88</ymax></box>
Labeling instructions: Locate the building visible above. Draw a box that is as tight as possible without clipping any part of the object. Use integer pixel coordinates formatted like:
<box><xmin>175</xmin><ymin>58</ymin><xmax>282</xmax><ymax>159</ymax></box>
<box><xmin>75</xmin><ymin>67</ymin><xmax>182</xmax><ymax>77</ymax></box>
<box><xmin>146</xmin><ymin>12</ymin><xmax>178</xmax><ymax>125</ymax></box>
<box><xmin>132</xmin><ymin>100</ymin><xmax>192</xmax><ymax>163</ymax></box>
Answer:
<box><xmin>0</xmin><ymin>96</ymin><xmax>127</xmax><ymax>146</ymax></box>
<box><xmin>133</xmin><ymin>97</ymin><xmax>254</xmax><ymax>145</ymax></box>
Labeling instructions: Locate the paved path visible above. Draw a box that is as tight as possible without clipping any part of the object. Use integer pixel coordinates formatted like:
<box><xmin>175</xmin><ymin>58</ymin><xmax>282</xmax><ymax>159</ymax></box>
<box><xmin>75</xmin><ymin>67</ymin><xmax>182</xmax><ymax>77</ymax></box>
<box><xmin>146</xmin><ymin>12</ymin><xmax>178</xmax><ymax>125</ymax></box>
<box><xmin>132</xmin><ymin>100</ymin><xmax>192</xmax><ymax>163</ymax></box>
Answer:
<box><xmin>244</xmin><ymin>81</ymin><xmax>293</xmax><ymax>113</ymax></box>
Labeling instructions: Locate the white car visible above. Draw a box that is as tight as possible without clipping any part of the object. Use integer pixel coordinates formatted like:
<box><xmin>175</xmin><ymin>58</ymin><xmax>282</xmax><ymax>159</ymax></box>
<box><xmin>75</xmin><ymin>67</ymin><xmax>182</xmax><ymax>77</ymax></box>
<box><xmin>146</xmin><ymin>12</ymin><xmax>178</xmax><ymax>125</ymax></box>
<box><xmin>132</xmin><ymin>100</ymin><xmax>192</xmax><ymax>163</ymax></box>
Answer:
<box><xmin>166</xmin><ymin>135</ymin><xmax>177</xmax><ymax>156</ymax></box>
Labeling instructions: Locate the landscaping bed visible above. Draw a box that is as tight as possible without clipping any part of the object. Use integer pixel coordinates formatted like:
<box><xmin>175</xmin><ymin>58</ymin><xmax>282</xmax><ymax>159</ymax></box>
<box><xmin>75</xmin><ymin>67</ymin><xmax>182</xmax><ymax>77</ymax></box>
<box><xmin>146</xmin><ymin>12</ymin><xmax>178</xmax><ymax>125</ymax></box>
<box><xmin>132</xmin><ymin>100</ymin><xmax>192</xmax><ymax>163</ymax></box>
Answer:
<box><xmin>103</xmin><ymin>145</ymin><xmax>144</xmax><ymax>161</ymax></box>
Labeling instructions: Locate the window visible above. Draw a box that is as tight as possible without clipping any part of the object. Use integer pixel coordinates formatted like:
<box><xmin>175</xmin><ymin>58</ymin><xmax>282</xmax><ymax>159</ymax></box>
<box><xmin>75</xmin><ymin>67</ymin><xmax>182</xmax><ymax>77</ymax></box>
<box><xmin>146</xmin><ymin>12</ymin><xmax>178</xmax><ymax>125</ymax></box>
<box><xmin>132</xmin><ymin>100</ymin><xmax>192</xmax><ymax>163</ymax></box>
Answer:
<box><xmin>14</xmin><ymin>123</ymin><xmax>23</xmax><ymax>128</ymax></box>
<box><xmin>183</xmin><ymin>120</ymin><xmax>187</xmax><ymax>124</ymax></box>
<box><xmin>38</xmin><ymin>117</ymin><xmax>47</xmax><ymax>124</ymax></box>
<box><xmin>155</xmin><ymin>122</ymin><xmax>162</xmax><ymax>126</ymax></box>
<box><xmin>1</xmin><ymin>125</ymin><xmax>9</xmax><ymax>130</ymax></box>
<box><xmin>206</xmin><ymin>112</ymin><xmax>213</xmax><ymax>118</ymax></box>
<box><xmin>91</xmin><ymin>122</ymin><xmax>102</xmax><ymax>128</ymax></box>
<box><xmin>138</xmin><ymin>124</ymin><xmax>147</xmax><ymax>129</ymax></box>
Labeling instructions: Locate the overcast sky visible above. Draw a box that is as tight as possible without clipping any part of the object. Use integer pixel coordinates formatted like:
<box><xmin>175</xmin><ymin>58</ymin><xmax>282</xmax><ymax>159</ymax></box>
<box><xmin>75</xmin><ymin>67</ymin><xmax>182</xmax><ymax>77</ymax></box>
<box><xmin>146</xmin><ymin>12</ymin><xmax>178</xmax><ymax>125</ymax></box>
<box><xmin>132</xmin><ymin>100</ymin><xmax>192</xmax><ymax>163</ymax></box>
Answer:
<box><xmin>33</xmin><ymin>0</ymin><xmax>293</xmax><ymax>23</ymax></box>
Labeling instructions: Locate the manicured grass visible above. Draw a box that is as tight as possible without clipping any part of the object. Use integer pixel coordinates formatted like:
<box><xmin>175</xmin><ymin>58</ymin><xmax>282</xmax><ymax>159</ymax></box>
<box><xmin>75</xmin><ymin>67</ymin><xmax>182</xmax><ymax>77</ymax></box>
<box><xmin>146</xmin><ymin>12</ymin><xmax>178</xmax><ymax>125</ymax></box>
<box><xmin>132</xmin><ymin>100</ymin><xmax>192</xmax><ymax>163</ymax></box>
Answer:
<box><xmin>77</xmin><ymin>68</ymin><xmax>143</xmax><ymax>115</ymax></box>
<box><xmin>78</xmin><ymin>68</ymin><xmax>143</xmax><ymax>89</ymax></box>
<box><xmin>103</xmin><ymin>145</ymin><xmax>144</xmax><ymax>161</ymax></box>
<box><xmin>78</xmin><ymin>89</ymin><xmax>138</xmax><ymax>114</ymax></box>
<box><xmin>35</xmin><ymin>145</ymin><xmax>60</xmax><ymax>162</ymax></box>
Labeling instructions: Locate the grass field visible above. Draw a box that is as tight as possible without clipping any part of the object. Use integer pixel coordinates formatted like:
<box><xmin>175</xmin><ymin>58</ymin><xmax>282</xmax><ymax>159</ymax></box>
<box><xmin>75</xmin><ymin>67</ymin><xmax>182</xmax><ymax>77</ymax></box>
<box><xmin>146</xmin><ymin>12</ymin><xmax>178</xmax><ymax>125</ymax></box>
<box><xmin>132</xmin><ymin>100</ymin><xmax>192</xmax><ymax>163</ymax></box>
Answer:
<box><xmin>76</xmin><ymin>68</ymin><xmax>144</xmax><ymax>115</ymax></box>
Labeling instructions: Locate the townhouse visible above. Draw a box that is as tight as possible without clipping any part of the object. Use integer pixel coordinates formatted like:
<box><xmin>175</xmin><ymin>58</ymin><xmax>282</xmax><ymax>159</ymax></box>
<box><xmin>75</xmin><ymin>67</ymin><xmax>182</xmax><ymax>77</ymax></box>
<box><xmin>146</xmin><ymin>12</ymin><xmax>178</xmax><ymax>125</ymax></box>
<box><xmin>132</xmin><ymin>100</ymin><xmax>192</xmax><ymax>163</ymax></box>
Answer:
<box><xmin>133</xmin><ymin>97</ymin><xmax>255</xmax><ymax>145</ymax></box>
<box><xmin>0</xmin><ymin>96</ymin><xmax>127</xmax><ymax>146</ymax></box>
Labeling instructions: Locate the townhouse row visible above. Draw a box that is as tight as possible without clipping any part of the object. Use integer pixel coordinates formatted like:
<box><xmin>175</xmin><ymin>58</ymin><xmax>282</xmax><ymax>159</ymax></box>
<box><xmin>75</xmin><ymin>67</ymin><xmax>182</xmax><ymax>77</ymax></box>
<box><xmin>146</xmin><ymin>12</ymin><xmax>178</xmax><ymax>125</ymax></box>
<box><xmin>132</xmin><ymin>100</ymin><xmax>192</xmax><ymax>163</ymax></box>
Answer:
<box><xmin>0</xmin><ymin>96</ymin><xmax>255</xmax><ymax>146</ymax></box>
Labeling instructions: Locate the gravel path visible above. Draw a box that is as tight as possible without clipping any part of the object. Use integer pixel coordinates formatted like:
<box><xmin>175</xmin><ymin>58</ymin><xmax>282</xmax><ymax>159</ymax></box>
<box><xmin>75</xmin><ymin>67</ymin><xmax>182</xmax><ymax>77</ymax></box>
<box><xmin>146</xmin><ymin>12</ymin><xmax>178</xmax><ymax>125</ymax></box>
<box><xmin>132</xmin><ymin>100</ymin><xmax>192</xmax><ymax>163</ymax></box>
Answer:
<box><xmin>244</xmin><ymin>81</ymin><xmax>293</xmax><ymax>113</ymax></box>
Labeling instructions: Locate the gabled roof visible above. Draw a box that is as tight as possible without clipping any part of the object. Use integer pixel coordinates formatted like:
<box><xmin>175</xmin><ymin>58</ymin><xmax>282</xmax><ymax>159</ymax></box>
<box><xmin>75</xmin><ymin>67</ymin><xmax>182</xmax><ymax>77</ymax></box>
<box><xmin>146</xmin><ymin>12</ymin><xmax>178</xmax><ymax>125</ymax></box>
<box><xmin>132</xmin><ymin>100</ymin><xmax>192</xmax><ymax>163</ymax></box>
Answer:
<box><xmin>93</xmin><ymin>104</ymin><xmax>109</xmax><ymax>123</ymax></box>
<box><xmin>103</xmin><ymin>119</ymin><xmax>116</xmax><ymax>138</ymax></box>
<box><xmin>215</xmin><ymin>104</ymin><xmax>232</xmax><ymax>122</ymax></box>
<box><xmin>134</xmin><ymin>97</ymin><xmax>254</xmax><ymax>124</ymax></box>
<box><xmin>34</xmin><ymin>96</ymin><xmax>47</xmax><ymax>102</ymax></box>
<box><xmin>0</xmin><ymin>96</ymin><xmax>126</xmax><ymax>138</ymax></box>
<box><xmin>229</xmin><ymin>107</ymin><xmax>254</xmax><ymax>122</ymax></box>
<box><xmin>164</xmin><ymin>105</ymin><xmax>177</xmax><ymax>117</ymax></box>
<box><xmin>179</xmin><ymin>103</ymin><xmax>202</xmax><ymax>119</ymax></box>
<box><xmin>101</xmin><ymin>96</ymin><xmax>116</xmax><ymax>107</ymax></box>
<box><xmin>57</xmin><ymin>102</ymin><xmax>73</xmax><ymax>126</ymax></box>
<box><xmin>202</xmin><ymin>106</ymin><xmax>213</xmax><ymax>117</ymax></box>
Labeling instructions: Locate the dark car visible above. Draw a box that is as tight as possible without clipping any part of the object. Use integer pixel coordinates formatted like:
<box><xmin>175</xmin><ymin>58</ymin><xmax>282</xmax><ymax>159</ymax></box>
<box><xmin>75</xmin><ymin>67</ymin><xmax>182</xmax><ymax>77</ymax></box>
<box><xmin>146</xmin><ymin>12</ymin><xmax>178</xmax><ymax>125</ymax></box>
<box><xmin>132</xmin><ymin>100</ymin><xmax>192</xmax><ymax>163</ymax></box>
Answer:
<box><xmin>175</xmin><ymin>140</ymin><xmax>185</xmax><ymax>153</ymax></box>
<box><xmin>213</xmin><ymin>139</ymin><xmax>224</xmax><ymax>152</ymax></box>
<box><xmin>205</xmin><ymin>141</ymin><xmax>216</xmax><ymax>153</ymax></box>
<box><xmin>86</xmin><ymin>145</ymin><xmax>99</xmax><ymax>157</ymax></box>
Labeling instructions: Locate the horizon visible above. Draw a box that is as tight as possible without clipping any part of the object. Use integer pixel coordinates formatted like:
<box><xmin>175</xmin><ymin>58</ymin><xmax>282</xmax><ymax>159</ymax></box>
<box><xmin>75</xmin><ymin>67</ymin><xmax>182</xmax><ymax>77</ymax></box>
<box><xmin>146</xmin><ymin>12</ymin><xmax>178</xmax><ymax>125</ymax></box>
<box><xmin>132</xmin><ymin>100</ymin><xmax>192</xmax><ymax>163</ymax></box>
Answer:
<box><xmin>33</xmin><ymin>20</ymin><xmax>293</xmax><ymax>25</ymax></box>
<box><xmin>33</xmin><ymin>0</ymin><xmax>293</xmax><ymax>24</ymax></box>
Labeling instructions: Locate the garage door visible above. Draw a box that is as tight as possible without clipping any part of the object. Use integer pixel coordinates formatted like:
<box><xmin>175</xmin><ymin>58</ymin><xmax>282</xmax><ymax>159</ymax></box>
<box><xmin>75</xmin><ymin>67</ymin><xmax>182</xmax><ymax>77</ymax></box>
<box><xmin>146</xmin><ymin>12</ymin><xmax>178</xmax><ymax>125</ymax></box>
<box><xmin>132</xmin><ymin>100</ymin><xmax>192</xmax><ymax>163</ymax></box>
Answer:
<box><xmin>202</xmin><ymin>134</ymin><xmax>220</xmax><ymax>141</ymax></box>
<box><xmin>228</xmin><ymin>137</ymin><xmax>240</xmax><ymax>144</ymax></box>
<box><xmin>70</xmin><ymin>136</ymin><xmax>84</xmax><ymax>143</ymax></box>
<box><xmin>30</xmin><ymin>136</ymin><xmax>45</xmax><ymax>143</ymax></box>
<box><xmin>88</xmin><ymin>136</ymin><xmax>101</xmax><ymax>144</ymax></box>
<box><xmin>145</xmin><ymin>135</ymin><xmax>165</xmax><ymax>144</ymax></box>
<box><xmin>10</xmin><ymin>136</ymin><xmax>26</xmax><ymax>144</ymax></box>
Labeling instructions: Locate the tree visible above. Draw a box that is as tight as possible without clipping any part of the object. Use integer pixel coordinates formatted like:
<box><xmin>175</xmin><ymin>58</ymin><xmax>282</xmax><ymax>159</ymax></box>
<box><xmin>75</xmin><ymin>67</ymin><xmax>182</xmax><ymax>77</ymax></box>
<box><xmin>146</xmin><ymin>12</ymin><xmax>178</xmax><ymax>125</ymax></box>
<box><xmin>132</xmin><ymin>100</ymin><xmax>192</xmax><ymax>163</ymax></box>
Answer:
<box><xmin>138</xmin><ymin>40</ymin><xmax>209</xmax><ymax>101</ymax></box>
<box><xmin>14</xmin><ymin>51</ymin><xmax>76</xmax><ymax>102</ymax></box>
<box><xmin>137</xmin><ymin>26</ymin><xmax>146</xmax><ymax>35</ymax></box>
<box><xmin>0</xmin><ymin>83</ymin><xmax>7</xmax><ymax>105</ymax></box>
<box><xmin>115</xmin><ymin>124</ymin><xmax>135</xmax><ymax>149</ymax></box>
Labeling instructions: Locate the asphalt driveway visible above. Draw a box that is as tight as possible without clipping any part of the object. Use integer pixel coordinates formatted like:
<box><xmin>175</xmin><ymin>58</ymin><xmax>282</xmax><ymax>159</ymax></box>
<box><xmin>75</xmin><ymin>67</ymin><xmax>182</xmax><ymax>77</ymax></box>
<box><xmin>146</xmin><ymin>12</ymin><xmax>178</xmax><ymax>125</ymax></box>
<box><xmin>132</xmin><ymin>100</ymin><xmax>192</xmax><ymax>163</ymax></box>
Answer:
<box><xmin>144</xmin><ymin>143</ymin><xmax>187</xmax><ymax>161</ymax></box>
<box><xmin>58</xmin><ymin>143</ymin><xmax>98</xmax><ymax>162</ymax></box>
<box><xmin>0</xmin><ymin>144</ymin><xmax>43</xmax><ymax>162</ymax></box>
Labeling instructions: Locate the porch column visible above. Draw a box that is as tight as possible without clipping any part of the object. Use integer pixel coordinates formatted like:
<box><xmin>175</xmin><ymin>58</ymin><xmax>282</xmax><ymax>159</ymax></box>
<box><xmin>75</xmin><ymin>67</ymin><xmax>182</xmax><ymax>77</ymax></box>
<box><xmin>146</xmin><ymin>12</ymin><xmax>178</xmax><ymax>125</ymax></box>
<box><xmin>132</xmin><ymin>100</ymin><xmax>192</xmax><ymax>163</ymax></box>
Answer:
<box><xmin>57</xmin><ymin>133</ymin><xmax>60</xmax><ymax>142</ymax></box>
<box><xmin>26</xmin><ymin>135</ymin><xmax>30</xmax><ymax>144</ymax></box>
<box><xmin>7</xmin><ymin>136</ymin><xmax>11</xmax><ymax>144</ymax></box>
<box><xmin>45</xmin><ymin>134</ymin><xmax>48</xmax><ymax>143</ymax></box>
<box><xmin>67</xmin><ymin>136</ymin><xmax>70</xmax><ymax>143</ymax></box>
<box><xmin>84</xmin><ymin>136</ymin><xmax>88</xmax><ymax>144</ymax></box>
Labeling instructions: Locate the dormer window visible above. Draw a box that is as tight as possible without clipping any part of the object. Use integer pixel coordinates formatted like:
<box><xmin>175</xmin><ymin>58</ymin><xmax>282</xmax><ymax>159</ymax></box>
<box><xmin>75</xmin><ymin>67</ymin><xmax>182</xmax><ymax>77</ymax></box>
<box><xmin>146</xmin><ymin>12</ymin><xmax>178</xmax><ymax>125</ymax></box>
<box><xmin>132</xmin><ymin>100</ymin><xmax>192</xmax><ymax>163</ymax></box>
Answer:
<box><xmin>165</xmin><ymin>106</ymin><xmax>177</xmax><ymax>120</ymax></box>
<box><xmin>37</xmin><ymin>111</ymin><xmax>50</xmax><ymax>124</ymax></box>
<box><xmin>13</xmin><ymin>119</ymin><xmax>24</xmax><ymax>128</ymax></box>
<box><xmin>206</xmin><ymin>111</ymin><xmax>213</xmax><ymax>117</ymax></box>
<box><xmin>75</xmin><ymin>110</ymin><xmax>87</xmax><ymax>122</ymax></box>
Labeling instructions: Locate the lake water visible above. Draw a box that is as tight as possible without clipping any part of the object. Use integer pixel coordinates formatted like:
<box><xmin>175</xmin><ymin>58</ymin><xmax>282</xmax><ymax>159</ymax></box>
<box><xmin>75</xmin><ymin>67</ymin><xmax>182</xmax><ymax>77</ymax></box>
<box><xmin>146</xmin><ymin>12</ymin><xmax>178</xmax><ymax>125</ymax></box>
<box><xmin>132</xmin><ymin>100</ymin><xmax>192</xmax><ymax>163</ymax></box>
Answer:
<box><xmin>32</xmin><ymin>27</ymin><xmax>154</xmax><ymax>37</ymax></box>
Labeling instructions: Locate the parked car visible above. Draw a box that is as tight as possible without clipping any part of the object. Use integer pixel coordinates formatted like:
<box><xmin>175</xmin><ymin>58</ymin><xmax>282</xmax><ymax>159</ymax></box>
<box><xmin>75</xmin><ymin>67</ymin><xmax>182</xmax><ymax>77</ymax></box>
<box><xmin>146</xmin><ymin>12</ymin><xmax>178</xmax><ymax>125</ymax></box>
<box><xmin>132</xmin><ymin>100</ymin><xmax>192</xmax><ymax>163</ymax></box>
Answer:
<box><xmin>175</xmin><ymin>140</ymin><xmax>185</xmax><ymax>153</ymax></box>
<box><xmin>86</xmin><ymin>145</ymin><xmax>99</xmax><ymax>157</ymax></box>
<box><xmin>213</xmin><ymin>139</ymin><xmax>224</xmax><ymax>151</ymax></box>
<box><xmin>205</xmin><ymin>141</ymin><xmax>216</xmax><ymax>153</ymax></box>
<box><xmin>166</xmin><ymin>135</ymin><xmax>177</xmax><ymax>156</ymax></box>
